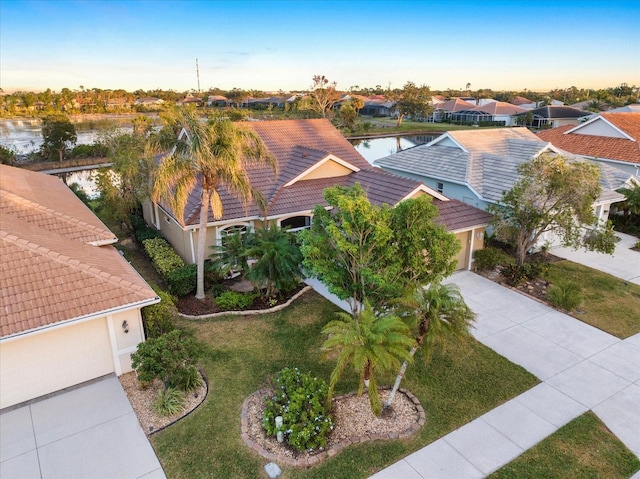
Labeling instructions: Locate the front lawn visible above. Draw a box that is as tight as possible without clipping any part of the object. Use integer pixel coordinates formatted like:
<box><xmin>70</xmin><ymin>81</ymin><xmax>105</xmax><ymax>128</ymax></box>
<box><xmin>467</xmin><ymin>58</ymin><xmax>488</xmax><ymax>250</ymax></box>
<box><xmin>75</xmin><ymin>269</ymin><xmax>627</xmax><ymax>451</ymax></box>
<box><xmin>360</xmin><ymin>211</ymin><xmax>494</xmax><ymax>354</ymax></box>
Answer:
<box><xmin>488</xmin><ymin>412</ymin><xmax>640</xmax><ymax>479</ymax></box>
<box><xmin>151</xmin><ymin>291</ymin><xmax>538</xmax><ymax>478</ymax></box>
<box><xmin>544</xmin><ymin>261</ymin><xmax>640</xmax><ymax>338</ymax></box>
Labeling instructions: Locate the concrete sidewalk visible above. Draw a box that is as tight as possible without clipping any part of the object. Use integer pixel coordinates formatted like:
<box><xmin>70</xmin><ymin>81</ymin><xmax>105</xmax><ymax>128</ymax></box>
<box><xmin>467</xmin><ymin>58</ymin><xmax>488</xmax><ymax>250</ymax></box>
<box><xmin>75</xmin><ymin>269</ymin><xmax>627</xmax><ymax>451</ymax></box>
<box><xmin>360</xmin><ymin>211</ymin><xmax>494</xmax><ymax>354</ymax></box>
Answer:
<box><xmin>0</xmin><ymin>375</ymin><xmax>165</xmax><ymax>479</ymax></box>
<box><xmin>550</xmin><ymin>232</ymin><xmax>640</xmax><ymax>285</ymax></box>
<box><xmin>368</xmin><ymin>272</ymin><xmax>640</xmax><ymax>478</ymax></box>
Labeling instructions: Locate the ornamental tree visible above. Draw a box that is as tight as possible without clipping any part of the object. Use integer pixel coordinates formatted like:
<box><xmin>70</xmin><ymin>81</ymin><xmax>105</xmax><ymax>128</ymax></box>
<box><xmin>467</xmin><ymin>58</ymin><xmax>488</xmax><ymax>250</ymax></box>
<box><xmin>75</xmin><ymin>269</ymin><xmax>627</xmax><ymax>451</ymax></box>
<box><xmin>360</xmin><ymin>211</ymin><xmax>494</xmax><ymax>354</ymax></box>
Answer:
<box><xmin>41</xmin><ymin>113</ymin><xmax>77</xmax><ymax>161</ymax></box>
<box><xmin>488</xmin><ymin>154</ymin><xmax>617</xmax><ymax>267</ymax></box>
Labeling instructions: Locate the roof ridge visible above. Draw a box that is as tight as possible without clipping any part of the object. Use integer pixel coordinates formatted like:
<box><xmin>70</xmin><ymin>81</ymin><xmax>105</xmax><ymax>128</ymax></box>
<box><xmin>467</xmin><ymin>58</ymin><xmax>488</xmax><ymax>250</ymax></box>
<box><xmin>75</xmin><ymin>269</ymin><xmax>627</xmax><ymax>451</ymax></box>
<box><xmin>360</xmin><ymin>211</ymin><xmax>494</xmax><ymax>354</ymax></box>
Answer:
<box><xmin>0</xmin><ymin>229</ymin><xmax>150</xmax><ymax>298</ymax></box>
<box><xmin>0</xmin><ymin>190</ymin><xmax>114</xmax><ymax>242</ymax></box>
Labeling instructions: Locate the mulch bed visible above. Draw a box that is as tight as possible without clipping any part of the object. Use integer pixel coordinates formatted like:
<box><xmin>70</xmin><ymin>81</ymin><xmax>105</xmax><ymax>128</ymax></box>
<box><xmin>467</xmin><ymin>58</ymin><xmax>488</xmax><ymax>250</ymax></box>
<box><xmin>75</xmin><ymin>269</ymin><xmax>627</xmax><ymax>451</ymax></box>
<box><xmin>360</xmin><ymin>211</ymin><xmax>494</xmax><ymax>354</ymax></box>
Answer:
<box><xmin>177</xmin><ymin>283</ymin><xmax>307</xmax><ymax>316</ymax></box>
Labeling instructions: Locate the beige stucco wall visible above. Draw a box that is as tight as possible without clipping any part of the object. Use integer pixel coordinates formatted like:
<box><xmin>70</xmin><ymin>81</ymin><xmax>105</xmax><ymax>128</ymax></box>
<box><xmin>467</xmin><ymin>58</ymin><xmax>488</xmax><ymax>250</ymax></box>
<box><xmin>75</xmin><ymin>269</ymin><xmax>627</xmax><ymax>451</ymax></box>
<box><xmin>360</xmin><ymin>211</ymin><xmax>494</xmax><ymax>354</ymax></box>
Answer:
<box><xmin>301</xmin><ymin>161</ymin><xmax>352</xmax><ymax>181</ymax></box>
<box><xmin>454</xmin><ymin>227</ymin><xmax>486</xmax><ymax>270</ymax></box>
<box><xmin>0</xmin><ymin>309</ymin><xmax>145</xmax><ymax>409</ymax></box>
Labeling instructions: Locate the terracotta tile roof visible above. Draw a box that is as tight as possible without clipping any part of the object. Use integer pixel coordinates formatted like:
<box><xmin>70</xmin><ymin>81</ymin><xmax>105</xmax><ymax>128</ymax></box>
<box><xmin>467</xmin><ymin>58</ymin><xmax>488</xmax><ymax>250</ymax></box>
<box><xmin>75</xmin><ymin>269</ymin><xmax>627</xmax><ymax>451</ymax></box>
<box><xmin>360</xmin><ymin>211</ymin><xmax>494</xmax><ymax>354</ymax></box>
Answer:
<box><xmin>433</xmin><ymin>198</ymin><xmax>493</xmax><ymax>231</ymax></box>
<box><xmin>434</xmin><ymin>98</ymin><xmax>477</xmax><ymax>112</ymax></box>
<box><xmin>537</xmin><ymin>113</ymin><xmax>640</xmax><ymax>165</ymax></box>
<box><xmin>510</xmin><ymin>96</ymin><xmax>535</xmax><ymax>106</ymax></box>
<box><xmin>470</xmin><ymin>101</ymin><xmax>527</xmax><ymax>116</ymax></box>
<box><xmin>1</xmin><ymin>166</ymin><xmax>158</xmax><ymax>338</ymax></box>
<box><xmin>0</xmin><ymin>166</ymin><xmax>117</xmax><ymax>244</ymax></box>
<box><xmin>155</xmin><ymin>119</ymin><xmax>491</xmax><ymax>233</ymax></box>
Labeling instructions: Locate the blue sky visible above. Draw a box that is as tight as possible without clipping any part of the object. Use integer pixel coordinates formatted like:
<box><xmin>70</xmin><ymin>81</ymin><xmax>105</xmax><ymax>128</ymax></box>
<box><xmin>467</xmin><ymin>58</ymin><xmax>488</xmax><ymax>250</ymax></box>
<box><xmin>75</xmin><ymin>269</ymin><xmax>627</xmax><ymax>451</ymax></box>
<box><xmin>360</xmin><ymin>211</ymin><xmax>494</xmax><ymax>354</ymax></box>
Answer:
<box><xmin>1</xmin><ymin>0</ymin><xmax>638</xmax><ymax>93</ymax></box>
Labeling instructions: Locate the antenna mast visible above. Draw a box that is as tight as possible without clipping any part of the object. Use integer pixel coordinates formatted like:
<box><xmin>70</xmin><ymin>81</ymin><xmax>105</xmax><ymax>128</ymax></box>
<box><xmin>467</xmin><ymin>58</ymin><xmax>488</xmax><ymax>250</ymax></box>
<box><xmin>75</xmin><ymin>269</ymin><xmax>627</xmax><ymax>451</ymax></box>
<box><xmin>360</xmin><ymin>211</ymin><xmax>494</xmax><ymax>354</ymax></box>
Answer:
<box><xmin>196</xmin><ymin>58</ymin><xmax>201</xmax><ymax>92</ymax></box>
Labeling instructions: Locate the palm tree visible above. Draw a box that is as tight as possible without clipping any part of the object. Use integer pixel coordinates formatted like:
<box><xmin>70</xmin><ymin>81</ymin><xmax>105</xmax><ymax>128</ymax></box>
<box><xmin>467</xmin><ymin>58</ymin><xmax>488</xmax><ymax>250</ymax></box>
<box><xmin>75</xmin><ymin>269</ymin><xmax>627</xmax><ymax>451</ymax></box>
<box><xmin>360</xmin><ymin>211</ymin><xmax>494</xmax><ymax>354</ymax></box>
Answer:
<box><xmin>383</xmin><ymin>281</ymin><xmax>475</xmax><ymax>409</ymax></box>
<box><xmin>321</xmin><ymin>304</ymin><xmax>414</xmax><ymax>416</ymax></box>
<box><xmin>617</xmin><ymin>183</ymin><xmax>640</xmax><ymax>223</ymax></box>
<box><xmin>245</xmin><ymin>225</ymin><xmax>303</xmax><ymax>298</ymax></box>
<box><xmin>153</xmin><ymin>108</ymin><xmax>277</xmax><ymax>299</ymax></box>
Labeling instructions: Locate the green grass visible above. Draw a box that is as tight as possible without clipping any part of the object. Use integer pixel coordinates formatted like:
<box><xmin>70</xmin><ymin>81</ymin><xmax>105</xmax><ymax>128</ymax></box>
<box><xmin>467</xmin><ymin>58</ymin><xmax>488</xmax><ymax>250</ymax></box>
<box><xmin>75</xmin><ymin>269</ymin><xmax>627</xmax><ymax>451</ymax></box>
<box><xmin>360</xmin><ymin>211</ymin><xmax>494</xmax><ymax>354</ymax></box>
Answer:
<box><xmin>151</xmin><ymin>291</ymin><xmax>538</xmax><ymax>479</ymax></box>
<box><xmin>488</xmin><ymin>412</ymin><xmax>640</xmax><ymax>479</ymax></box>
<box><xmin>544</xmin><ymin>261</ymin><xmax>640</xmax><ymax>338</ymax></box>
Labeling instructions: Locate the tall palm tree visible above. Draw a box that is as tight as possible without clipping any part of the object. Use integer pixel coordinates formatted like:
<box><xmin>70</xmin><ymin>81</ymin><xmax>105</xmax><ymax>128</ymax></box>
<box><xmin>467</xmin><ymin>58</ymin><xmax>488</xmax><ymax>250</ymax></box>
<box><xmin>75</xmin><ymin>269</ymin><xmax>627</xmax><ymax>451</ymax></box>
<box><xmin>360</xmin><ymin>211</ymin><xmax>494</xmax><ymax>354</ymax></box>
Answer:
<box><xmin>617</xmin><ymin>183</ymin><xmax>640</xmax><ymax>223</ymax></box>
<box><xmin>383</xmin><ymin>281</ymin><xmax>475</xmax><ymax>409</ymax></box>
<box><xmin>153</xmin><ymin>108</ymin><xmax>276</xmax><ymax>299</ymax></box>
<box><xmin>321</xmin><ymin>304</ymin><xmax>414</xmax><ymax>416</ymax></box>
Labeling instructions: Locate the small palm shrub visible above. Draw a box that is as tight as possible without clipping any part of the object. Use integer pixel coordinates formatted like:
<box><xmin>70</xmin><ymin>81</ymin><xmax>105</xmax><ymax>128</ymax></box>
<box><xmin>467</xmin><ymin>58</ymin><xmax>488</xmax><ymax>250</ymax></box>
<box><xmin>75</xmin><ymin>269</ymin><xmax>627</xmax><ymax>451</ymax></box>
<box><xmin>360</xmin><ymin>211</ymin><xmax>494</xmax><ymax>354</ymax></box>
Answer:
<box><xmin>547</xmin><ymin>280</ymin><xmax>582</xmax><ymax>311</ymax></box>
<box><xmin>262</xmin><ymin>368</ymin><xmax>333</xmax><ymax>452</ymax></box>
<box><xmin>151</xmin><ymin>387</ymin><xmax>185</xmax><ymax>416</ymax></box>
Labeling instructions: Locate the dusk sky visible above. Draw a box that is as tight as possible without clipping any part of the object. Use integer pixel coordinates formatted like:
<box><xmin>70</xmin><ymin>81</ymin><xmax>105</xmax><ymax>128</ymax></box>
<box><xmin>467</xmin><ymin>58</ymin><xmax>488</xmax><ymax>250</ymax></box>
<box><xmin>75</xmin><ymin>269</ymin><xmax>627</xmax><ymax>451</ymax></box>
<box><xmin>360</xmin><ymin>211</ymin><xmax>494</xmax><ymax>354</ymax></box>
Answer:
<box><xmin>1</xmin><ymin>0</ymin><xmax>639</xmax><ymax>94</ymax></box>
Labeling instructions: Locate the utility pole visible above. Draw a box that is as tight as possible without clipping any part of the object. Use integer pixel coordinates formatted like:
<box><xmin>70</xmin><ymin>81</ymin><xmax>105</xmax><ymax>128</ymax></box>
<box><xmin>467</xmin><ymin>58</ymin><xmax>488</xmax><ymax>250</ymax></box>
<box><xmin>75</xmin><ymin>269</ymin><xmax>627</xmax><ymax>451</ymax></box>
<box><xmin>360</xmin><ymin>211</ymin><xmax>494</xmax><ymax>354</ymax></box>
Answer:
<box><xmin>196</xmin><ymin>58</ymin><xmax>201</xmax><ymax>93</ymax></box>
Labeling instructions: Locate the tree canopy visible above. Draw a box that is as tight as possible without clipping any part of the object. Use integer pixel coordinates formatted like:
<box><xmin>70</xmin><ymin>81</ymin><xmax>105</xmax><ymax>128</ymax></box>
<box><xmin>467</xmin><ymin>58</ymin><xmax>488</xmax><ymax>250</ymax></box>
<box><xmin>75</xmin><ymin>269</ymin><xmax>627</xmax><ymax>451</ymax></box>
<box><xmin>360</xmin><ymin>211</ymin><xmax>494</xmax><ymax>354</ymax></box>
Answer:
<box><xmin>489</xmin><ymin>154</ymin><xmax>617</xmax><ymax>266</ymax></box>
<box><xmin>41</xmin><ymin>113</ymin><xmax>77</xmax><ymax>161</ymax></box>
<box><xmin>300</xmin><ymin>184</ymin><xmax>459</xmax><ymax>315</ymax></box>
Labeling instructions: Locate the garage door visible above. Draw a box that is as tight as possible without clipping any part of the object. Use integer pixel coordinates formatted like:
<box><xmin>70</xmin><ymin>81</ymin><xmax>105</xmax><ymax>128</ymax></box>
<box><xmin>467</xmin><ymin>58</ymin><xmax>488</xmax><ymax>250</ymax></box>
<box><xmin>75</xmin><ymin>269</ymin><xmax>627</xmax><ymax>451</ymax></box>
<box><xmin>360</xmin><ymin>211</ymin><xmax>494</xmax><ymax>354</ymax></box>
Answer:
<box><xmin>0</xmin><ymin>318</ymin><xmax>114</xmax><ymax>409</ymax></box>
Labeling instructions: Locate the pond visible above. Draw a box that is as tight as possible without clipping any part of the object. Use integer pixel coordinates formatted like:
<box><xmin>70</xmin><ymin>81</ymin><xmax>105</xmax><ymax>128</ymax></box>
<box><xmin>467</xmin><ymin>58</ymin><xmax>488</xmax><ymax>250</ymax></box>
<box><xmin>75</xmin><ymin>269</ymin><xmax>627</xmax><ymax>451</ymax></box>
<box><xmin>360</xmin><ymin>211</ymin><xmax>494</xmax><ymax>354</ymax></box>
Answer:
<box><xmin>350</xmin><ymin>135</ymin><xmax>436</xmax><ymax>164</ymax></box>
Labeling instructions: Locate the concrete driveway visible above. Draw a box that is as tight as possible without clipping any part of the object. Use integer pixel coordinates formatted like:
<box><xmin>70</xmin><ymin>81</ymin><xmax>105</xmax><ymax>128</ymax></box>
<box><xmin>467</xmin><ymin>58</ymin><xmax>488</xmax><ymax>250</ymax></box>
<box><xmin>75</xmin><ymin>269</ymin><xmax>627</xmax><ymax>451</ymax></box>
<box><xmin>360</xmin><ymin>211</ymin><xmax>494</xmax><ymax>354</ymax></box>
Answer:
<box><xmin>550</xmin><ymin>231</ymin><xmax>640</xmax><ymax>285</ymax></box>
<box><xmin>0</xmin><ymin>375</ymin><xmax>165</xmax><ymax>479</ymax></box>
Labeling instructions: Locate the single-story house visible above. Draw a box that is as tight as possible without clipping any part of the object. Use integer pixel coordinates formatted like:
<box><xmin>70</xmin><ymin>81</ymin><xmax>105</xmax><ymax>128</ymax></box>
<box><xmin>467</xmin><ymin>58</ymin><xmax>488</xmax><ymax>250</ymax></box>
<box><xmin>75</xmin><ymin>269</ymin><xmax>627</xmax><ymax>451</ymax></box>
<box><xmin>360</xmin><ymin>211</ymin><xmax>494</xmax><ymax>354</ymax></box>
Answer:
<box><xmin>0</xmin><ymin>165</ymin><xmax>159</xmax><ymax>409</ymax></box>
<box><xmin>514</xmin><ymin>105</ymin><xmax>591</xmax><ymax>129</ymax></box>
<box><xmin>143</xmin><ymin>119</ymin><xmax>492</xmax><ymax>272</ymax></box>
<box><xmin>374</xmin><ymin>127</ymin><xmax>631</xmax><ymax>229</ymax></box>
<box><xmin>449</xmin><ymin>102</ymin><xmax>527</xmax><ymax>126</ymax></box>
<box><xmin>537</xmin><ymin>112</ymin><xmax>640</xmax><ymax>177</ymax></box>
<box><xmin>360</xmin><ymin>97</ymin><xmax>396</xmax><ymax>117</ymax></box>
<box><xmin>432</xmin><ymin>98</ymin><xmax>477</xmax><ymax>122</ymax></box>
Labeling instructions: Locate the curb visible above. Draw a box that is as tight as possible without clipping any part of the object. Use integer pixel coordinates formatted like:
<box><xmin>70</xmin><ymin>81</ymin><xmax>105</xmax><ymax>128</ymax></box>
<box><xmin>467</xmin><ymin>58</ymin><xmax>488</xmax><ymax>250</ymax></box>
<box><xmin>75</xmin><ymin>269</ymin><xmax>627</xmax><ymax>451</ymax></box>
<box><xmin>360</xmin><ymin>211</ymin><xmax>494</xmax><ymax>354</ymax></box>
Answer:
<box><xmin>178</xmin><ymin>286</ymin><xmax>313</xmax><ymax>320</ymax></box>
<box><xmin>240</xmin><ymin>387</ymin><xmax>425</xmax><ymax>468</ymax></box>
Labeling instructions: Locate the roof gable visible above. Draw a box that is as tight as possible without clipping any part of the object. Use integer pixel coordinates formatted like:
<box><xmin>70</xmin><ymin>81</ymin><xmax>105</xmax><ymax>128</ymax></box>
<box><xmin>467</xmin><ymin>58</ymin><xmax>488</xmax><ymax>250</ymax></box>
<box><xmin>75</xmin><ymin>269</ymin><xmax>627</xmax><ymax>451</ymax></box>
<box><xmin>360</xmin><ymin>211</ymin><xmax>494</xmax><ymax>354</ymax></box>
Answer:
<box><xmin>283</xmin><ymin>147</ymin><xmax>360</xmax><ymax>187</ymax></box>
<box><xmin>565</xmin><ymin>114</ymin><xmax>636</xmax><ymax>139</ymax></box>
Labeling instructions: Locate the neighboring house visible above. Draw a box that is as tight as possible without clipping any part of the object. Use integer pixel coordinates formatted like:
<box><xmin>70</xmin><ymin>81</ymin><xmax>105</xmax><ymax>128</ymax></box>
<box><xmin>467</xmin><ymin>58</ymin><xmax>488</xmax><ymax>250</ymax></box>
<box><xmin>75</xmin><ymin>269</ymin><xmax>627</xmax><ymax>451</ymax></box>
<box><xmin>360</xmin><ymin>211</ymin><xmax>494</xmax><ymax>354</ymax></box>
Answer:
<box><xmin>514</xmin><ymin>105</ymin><xmax>591</xmax><ymax>128</ymax></box>
<box><xmin>0</xmin><ymin>165</ymin><xmax>159</xmax><ymax>409</ymax></box>
<box><xmin>360</xmin><ymin>97</ymin><xmax>395</xmax><ymax>117</ymax></box>
<box><xmin>207</xmin><ymin>95</ymin><xmax>230</xmax><ymax>107</ymax></box>
<box><xmin>143</xmin><ymin>119</ymin><xmax>491</xmax><ymax>272</ymax></box>
<box><xmin>374</xmin><ymin>127</ymin><xmax>630</xmax><ymax>229</ymax></box>
<box><xmin>178</xmin><ymin>95</ymin><xmax>203</xmax><ymax>107</ymax></box>
<box><xmin>135</xmin><ymin>97</ymin><xmax>165</xmax><ymax>109</ymax></box>
<box><xmin>510</xmin><ymin>96</ymin><xmax>536</xmax><ymax>108</ymax></box>
<box><xmin>432</xmin><ymin>98</ymin><xmax>477</xmax><ymax>122</ymax></box>
<box><xmin>451</xmin><ymin>101</ymin><xmax>527</xmax><ymax>126</ymax></box>
<box><xmin>607</xmin><ymin>104</ymin><xmax>640</xmax><ymax>113</ymax></box>
<box><xmin>537</xmin><ymin>112</ymin><xmax>640</xmax><ymax>176</ymax></box>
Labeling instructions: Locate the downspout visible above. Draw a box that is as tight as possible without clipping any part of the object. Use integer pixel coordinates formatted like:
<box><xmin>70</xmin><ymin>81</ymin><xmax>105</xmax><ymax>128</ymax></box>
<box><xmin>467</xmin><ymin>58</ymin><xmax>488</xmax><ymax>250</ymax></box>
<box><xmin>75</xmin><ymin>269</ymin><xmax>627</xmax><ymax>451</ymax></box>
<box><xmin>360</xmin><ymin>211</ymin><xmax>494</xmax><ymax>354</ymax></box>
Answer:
<box><xmin>468</xmin><ymin>229</ymin><xmax>475</xmax><ymax>271</ymax></box>
<box><xmin>189</xmin><ymin>229</ymin><xmax>196</xmax><ymax>264</ymax></box>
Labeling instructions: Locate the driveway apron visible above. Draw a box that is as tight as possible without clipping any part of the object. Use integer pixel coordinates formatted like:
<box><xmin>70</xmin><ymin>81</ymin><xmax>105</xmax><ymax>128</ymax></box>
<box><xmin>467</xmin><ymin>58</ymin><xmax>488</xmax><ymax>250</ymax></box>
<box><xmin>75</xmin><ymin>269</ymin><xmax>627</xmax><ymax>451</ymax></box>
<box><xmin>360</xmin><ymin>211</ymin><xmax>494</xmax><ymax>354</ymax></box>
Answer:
<box><xmin>0</xmin><ymin>375</ymin><xmax>165</xmax><ymax>479</ymax></box>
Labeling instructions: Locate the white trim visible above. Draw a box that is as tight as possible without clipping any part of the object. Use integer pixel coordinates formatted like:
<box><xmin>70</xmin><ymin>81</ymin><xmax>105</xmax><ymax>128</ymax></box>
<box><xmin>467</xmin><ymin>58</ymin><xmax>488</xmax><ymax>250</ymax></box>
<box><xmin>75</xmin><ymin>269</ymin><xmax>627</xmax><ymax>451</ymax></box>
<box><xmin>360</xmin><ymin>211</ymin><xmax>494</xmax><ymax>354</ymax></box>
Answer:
<box><xmin>468</xmin><ymin>228</ymin><xmax>476</xmax><ymax>270</ymax></box>
<box><xmin>400</xmin><ymin>184</ymin><xmax>449</xmax><ymax>202</ymax></box>
<box><xmin>189</xmin><ymin>229</ymin><xmax>196</xmax><ymax>264</ymax></box>
<box><xmin>565</xmin><ymin>115</ymin><xmax>636</xmax><ymax>141</ymax></box>
<box><xmin>283</xmin><ymin>154</ymin><xmax>360</xmax><ymax>187</ymax></box>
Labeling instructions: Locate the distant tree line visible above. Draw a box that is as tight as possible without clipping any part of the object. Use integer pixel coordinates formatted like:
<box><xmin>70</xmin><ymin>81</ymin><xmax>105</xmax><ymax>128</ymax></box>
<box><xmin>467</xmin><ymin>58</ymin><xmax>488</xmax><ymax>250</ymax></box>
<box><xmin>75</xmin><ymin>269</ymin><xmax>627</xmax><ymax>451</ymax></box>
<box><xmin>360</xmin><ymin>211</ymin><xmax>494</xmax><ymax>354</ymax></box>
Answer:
<box><xmin>1</xmin><ymin>82</ymin><xmax>637</xmax><ymax>118</ymax></box>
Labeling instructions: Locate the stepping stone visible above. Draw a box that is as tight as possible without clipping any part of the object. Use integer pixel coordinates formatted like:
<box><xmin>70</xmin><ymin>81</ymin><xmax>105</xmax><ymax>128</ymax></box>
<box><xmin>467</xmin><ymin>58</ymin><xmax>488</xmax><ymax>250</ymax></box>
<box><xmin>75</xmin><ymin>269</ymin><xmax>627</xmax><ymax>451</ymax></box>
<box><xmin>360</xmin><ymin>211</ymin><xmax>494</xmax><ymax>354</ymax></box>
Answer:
<box><xmin>264</xmin><ymin>462</ymin><xmax>281</xmax><ymax>478</ymax></box>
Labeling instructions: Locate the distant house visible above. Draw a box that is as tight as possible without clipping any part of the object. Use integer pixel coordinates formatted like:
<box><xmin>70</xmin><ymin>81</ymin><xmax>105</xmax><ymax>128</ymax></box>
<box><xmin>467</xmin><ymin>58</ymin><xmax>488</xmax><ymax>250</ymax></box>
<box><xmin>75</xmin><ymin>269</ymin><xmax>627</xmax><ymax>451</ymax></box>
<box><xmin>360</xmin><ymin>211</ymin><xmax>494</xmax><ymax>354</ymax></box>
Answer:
<box><xmin>537</xmin><ymin>112</ymin><xmax>640</xmax><ymax>176</ymax></box>
<box><xmin>510</xmin><ymin>96</ymin><xmax>536</xmax><ymax>107</ymax></box>
<box><xmin>0</xmin><ymin>166</ymin><xmax>159</xmax><ymax>409</ymax></box>
<box><xmin>432</xmin><ymin>98</ymin><xmax>477</xmax><ymax>122</ymax></box>
<box><xmin>206</xmin><ymin>95</ymin><xmax>229</xmax><ymax>107</ymax></box>
<box><xmin>515</xmin><ymin>105</ymin><xmax>591</xmax><ymax>128</ymax></box>
<box><xmin>360</xmin><ymin>97</ymin><xmax>396</xmax><ymax>117</ymax></box>
<box><xmin>135</xmin><ymin>97</ymin><xmax>165</xmax><ymax>109</ymax></box>
<box><xmin>178</xmin><ymin>95</ymin><xmax>203</xmax><ymax>107</ymax></box>
<box><xmin>143</xmin><ymin>119</ymin><xmax>491</xmax><ymax>272</ymax></box>
<box><xmin>374</xmin><ymin>127</ymin><xmax>630</xmax><ymax>230</ymax></box>
<box><xmin>451</xmin><ymin>101</ymin><xmax>527</xmax><ymax>126</ymax></box>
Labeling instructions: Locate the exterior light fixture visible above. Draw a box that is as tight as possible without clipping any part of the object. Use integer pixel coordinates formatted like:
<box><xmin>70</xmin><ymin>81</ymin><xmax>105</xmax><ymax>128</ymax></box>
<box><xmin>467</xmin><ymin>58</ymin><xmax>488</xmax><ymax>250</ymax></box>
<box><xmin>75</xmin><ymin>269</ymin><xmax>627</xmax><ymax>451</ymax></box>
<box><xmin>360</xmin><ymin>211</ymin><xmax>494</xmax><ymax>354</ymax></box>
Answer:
<box><xmin>122</xmin><ymin>320</ymin><xmax>129</xmax><ymax>334</ymax></box>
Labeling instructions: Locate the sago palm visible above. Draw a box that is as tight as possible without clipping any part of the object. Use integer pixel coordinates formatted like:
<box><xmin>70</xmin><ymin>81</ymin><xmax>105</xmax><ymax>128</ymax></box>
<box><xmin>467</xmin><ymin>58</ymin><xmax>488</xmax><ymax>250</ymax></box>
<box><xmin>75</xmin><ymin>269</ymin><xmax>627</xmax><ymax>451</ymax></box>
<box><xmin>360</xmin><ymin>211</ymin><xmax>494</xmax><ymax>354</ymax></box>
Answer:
<box><xmin>153</xmin><ymin>108</ymin><xmax>276</xmax><ymax>299</ymax></box>
<box><xmin>384</xmin><ymin>281</ymin><xmax>475</xmax><ymax>409</ymax></box>
<box><xmin>321</xmin><ymin>304</ymin><xmax>413</xmax><ymax>416</ymax></box>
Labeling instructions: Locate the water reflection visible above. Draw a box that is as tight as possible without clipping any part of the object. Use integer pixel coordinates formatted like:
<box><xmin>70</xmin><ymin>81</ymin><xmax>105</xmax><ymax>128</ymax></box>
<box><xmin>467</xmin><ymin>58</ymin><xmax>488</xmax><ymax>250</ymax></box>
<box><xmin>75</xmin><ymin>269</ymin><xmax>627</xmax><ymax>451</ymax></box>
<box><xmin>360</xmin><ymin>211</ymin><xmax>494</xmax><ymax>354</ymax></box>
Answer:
<box><xmin>350</xmin><ymin>135</ymin><xmax>435</xmax><ymax>164</ymax></box>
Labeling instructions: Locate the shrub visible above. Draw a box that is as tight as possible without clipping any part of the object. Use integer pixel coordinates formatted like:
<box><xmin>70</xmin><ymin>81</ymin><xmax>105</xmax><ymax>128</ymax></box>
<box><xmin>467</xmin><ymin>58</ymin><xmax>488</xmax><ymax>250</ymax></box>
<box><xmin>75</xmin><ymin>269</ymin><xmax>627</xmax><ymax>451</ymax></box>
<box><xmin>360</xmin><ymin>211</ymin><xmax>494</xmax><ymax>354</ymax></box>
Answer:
<box><xmin>142</xmin><ymin>288</ymin><xmax>176</xmax><ymax>339</ymax></box>
<box><xmin>547</xmin><ymin>280</ymin><xmax>582</xmax><ymax>311</ymax></box>
<box><xmin>473</xmin><ymin>248</ymin><xmax>502</xmax><ymax>271</ymax></box>
<box><xmin>262</xmin><ymin>368</ymin><xmax>333</xmax><ymax>452</ymax></box>
<box><xmin>166</xmin><ymin>264</ymin><xmax>197</xmax><ymax>297</ymax></box>
<box><xmin>500</xmin><ymin>260</ymin><xmax>547</xmax><ymax>286</ymax></box>
<box><xmin>0</xmin><ymin>144</ymin><xmax>17</xmax><ymax>165</ymax></box>
<box><xmin>131</xmin><ymin>329</ymin><xmax>201</xmax><ymax>391</ymax></box>
<box><xmin>143</xmin><ymin>238</ymin><xmax>185</xmax><ymax>278</ymax></box>
<box><xmin>151</xmin><ymin>387</ymin><xmax>185</xmax><ymax>416</ymax></box>
<box><xmin>214</xmin><ymin>290</ymin><xmax>256</xmax><ymax>310</ymax></box>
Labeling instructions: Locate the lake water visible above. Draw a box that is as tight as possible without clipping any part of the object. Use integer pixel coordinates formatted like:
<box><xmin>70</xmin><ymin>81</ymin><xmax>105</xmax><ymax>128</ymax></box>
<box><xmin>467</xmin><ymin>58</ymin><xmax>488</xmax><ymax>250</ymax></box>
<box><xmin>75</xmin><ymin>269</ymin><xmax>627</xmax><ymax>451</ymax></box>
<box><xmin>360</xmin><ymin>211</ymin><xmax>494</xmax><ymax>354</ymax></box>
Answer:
<box><xmin>350</xmin><ymin>135</ymin><xmax>435</xmax><ymax>164</ymax></box>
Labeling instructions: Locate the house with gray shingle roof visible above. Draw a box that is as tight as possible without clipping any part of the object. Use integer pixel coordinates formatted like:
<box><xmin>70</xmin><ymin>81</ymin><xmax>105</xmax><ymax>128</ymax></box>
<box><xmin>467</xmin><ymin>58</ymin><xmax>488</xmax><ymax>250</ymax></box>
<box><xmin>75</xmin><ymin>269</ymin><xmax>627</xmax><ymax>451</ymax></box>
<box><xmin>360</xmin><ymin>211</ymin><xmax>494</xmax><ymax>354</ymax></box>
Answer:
<box><xmin>143</xmin><ymin>119</ymin><xmax>492</xmax><ymax>271</ymax></box>
<box><xmin>0</xmin><ymin>165</ymin><xmax>159</xmax><ymax>409</ymax></box>
<box><xmin>374</xmin><ymin>127</ymin><xmax>633</xmax><ymax>231</ymax></box>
